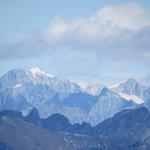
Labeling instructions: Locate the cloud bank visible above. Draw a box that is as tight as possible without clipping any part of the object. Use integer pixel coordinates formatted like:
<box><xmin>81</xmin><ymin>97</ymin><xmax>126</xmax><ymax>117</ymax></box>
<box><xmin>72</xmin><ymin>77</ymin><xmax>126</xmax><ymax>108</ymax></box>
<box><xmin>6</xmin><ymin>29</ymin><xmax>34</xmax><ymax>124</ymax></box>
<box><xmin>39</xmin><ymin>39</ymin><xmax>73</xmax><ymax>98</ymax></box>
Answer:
<box><xmin>1</xmin><ymin>2</ymin><xmax>150</xmax><ymax>62</ymax></box>
<box><xmin>43</xmin><ymin>2</ymin><xmax>150</xmax><ymax>61</ymax></box>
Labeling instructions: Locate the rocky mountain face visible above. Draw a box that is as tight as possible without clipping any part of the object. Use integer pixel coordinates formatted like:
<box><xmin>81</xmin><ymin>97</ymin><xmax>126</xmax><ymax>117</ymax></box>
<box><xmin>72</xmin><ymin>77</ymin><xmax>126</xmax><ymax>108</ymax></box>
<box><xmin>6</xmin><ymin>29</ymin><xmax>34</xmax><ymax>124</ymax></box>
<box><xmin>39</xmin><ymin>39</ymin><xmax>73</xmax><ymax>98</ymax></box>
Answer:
<box><xmin>0</xmin><ymin>107</ymin><xmax>149</xmax><ymax>150</ymax></box>
<box><xmin>113</xmin><ymin>78</ymin><xmax>146</xmax><ymax>97</ymax></box>
<box><xmin>0</xmin><ymin>68</ymin><xmax>150</xmax><ymax>125</ymax></box>
<box><xmin>92</xmin><ymin>107</ymin><xmax>150</xmax><ymax>150</ymax></box>
<box><xmin>113</xmin><ymin>78</ymin><xmax>150</xmax><ymax>111</ymax></box>
<box><xmin>0</xmin><ymin>68</ymin><xmax>81</xmax><ymax>93</ymax></box>
<box><xmin>93</xmin><ymin>107</ymin><xmax>150</xmax><ymax>136</ymax></box>
<box><xmin>87</xmin><ymin>88</ymin><xmax>135</xmax><ymax>124</ymax></box>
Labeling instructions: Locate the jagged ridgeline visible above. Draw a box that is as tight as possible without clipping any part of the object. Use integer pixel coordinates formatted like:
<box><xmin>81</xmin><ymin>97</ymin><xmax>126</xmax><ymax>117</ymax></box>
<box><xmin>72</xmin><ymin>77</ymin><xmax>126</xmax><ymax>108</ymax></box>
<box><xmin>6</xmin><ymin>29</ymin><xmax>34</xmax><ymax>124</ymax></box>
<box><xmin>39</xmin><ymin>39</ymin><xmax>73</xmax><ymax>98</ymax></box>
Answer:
<box><xmin>0</xmin><ymin>107</ymin><xmax>150</xmax><ymax>150</ymax></box>
<box><xmin>0</xmin><ymin>68</ymin><xmax>150</xmax><ymax>126</ymax></box>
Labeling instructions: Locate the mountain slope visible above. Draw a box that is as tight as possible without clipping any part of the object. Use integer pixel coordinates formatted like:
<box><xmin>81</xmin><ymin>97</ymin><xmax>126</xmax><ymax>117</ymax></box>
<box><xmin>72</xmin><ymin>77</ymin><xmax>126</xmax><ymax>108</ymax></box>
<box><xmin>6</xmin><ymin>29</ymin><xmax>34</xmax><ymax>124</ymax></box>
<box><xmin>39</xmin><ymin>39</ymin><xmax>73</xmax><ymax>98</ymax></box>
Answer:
<box><xmin>88</xmin><ymin>88</ymin><xmax>136</xmax><ymax>124</ymax></box>
<box><xmin>0</xmin><ymin>116</ymin><xmax>103</xmax><ymax>150</ymax></box>
<box><xmin>113</xmin><ymin>78</ymin><xmax>146</xmax><ymax>97</ymax></box>
<box><xmin>0</xmin><ymin>107</ymin><xmax>150</xmax><ymax>150</ymax></box>
<box><xmin>93</xmin><ymin>107</ymin><xmax>150</xmax><ymax>136</ymax></box>
<box><xmin>92</xmin><ymin>107</ymin><xmax>150</xmax><ymax>150</ymax></box>
<box><xmin>113</xmin><ymin>79</ymin><xmax>150</xmax><ymax>111</ymax></box>
<box><xmin>0</xmin><ymin>68</ymin><xmax>81</xmax><ymax>93</ymax></box>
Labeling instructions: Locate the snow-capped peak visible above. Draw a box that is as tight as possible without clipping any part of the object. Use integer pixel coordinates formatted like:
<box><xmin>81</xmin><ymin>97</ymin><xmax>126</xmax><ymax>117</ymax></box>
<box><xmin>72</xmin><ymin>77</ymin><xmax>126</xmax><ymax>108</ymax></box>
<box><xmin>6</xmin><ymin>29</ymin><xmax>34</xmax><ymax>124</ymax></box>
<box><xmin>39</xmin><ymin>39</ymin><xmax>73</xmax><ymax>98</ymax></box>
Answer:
<box><xmin>30</xmin><ymin>67</ymin><xmax>42</xmax><ymax>73</ymax></box>
<box><xmin>110</xmin><ymin>78</ymin><xmax>147</xmax><ymax>103</ymax></box>
<box><xmin>30</xmin><ymin>67</ymin><xmax>54</xmax><ymax>78</ymax></box>
<box><xmin>108</xmin><ymin>79</ymin><xmax>137</xmax><ymax>89</ymax></box>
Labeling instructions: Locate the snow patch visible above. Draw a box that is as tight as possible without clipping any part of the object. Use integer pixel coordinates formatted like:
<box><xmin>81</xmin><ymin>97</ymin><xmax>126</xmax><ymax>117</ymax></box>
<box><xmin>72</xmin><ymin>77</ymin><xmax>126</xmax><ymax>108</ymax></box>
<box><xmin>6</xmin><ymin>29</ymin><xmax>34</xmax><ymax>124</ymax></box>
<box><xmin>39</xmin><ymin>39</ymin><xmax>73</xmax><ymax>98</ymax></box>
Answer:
<box><xmin>30</xmin><ymin>67</ymin><xmax>54</xmax><ymax>78</ymax></box>
<box><xmin>108</xmin><ymin>83</ymin><xmax>121</xmax><ymax>89</ymax></box>
<box><xmin>13</xmin><ymin>84</ymin><xmax>22</xmax><ymax>88</ymax></box>
<box><xmin>118</xmin><ymin>92</ymin><xmax>144</xmax><ymax>104</ymax></box>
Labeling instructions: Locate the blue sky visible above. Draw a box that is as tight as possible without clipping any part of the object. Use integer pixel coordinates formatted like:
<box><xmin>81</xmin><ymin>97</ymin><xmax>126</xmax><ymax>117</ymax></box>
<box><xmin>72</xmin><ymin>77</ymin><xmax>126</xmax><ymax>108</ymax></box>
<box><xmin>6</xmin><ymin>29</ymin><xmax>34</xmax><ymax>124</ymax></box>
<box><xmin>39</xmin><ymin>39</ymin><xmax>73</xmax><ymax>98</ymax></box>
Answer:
<box><xmin>0</xmin><ymin>0</ymin><xmax>150</xmax><ymax>85</ymax></box>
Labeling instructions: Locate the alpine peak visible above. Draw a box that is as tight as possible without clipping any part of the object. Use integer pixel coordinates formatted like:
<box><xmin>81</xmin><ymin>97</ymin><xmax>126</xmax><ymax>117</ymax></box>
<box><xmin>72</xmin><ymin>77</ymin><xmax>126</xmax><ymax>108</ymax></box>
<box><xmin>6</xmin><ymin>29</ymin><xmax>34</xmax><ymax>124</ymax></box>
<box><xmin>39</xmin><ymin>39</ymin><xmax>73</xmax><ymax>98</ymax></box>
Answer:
<box><xmin>30</xmin><ymin>67</ymin><xmax>54</xmax><ymax>78</ymax></box>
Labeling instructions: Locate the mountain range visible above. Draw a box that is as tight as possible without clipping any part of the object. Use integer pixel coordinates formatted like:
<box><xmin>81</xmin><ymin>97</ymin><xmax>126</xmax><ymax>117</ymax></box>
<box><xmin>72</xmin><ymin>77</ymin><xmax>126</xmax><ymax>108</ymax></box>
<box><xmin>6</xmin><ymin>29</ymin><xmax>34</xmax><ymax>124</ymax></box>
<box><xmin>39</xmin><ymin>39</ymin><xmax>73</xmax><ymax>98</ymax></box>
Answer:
<box><xmin>0</xmin><ymin>68</ymin><xmax>150</xmax><ymax>125</ymax></box>
<box><xmin>0</xmin><ymin>107</ymin><xmax>149</xmax><ymax>150</ymax></box>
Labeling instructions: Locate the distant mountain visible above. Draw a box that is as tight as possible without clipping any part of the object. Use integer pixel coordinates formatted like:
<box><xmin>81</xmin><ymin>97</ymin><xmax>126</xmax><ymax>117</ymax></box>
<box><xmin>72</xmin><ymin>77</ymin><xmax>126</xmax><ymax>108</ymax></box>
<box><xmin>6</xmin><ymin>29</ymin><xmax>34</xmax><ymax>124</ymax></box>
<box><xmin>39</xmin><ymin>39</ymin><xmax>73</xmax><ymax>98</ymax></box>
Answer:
<box><xmin>42</xmin><ymin>113</ymin><xmax>71</xmax><ymax>130</ymax></box>
<box><xmin>93</xmin><ymin>107</ymin><xmax>150</xmax><ymax>136</ymax></box>
<box><xmin>0</xmin><ymin>115</ymin><xmax>102</xmax><ymax>150</ymax></box>
<box><xmin>0</xmin><ymin>107</ymin><xmax>149</xmax><ymax>150</ymax></box>
<box><xmin>0</xmin><ymin>68</ymin><xmax>86</xmax><ymax>123</ymax></box>
<box><xmin>113</xmin><ymin>78</ymin><xmax>146</xmax><ymax>97</ymax></box>
<box><xmin>0</xmin><ymin>109</ymin><xmax>22</xmax><ymax>119</ymax></box>
<box><xmin>25</xmin><ymin>107</ymin><xmax>41</xmax><ymax>125</ymax></box>
<box><xmin>1</xmin><ymin>68</ymin><xmax>150</xmax><ymax>125</ymax></box>
<box><xmin>92</xmin><ymin>107</ymin><xmax>150</xmax><ymax>149</ymax></box>
<box><xmin>113</xmin><ymin>78</ymin><xmax>150</xmax><ymax>111</ymax></box>
<box><xmin>88</xmin><ymin>88</ymin><xmax>136</xmax><ymax>124</ymax></box>
<box><xmin>0</xmin><ymin>108</ymin><xmax>92</xmax><ymax>135</ymax></box>
<box><xmin>0</xmin><ymin>68</ymin><xmax>81</xmax><ymax>93</ymax></box>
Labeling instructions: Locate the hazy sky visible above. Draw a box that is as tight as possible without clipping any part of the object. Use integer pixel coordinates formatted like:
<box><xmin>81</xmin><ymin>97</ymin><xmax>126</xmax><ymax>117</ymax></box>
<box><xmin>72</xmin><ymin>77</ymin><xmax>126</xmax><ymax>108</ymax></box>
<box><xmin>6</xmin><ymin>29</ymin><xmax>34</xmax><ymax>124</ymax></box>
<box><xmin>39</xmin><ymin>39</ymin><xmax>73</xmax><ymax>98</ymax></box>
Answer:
<box><xmin>0</xmin><ymin>0</ymin><xmax>150</xmax><ymax>85</ymax></box>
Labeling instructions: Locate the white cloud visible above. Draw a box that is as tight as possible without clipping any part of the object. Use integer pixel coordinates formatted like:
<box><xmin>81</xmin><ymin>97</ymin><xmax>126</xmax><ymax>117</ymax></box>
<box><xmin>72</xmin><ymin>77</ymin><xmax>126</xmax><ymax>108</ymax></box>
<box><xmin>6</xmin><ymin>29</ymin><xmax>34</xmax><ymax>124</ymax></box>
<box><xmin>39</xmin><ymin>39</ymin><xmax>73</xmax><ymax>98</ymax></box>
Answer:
<box><xmin>92</xmin><ymin>2</ymin><xmax>150</xmax><ymax>30</ymax></box>
<box><xmin>0</xmin><ymin>2</ymin><xmax>150</xmax><ymax>62</ymax></box>
<box><xmin>44</xmin><ymin>2</ymin><xmax>150</xmax><ymax>46</ymax></box>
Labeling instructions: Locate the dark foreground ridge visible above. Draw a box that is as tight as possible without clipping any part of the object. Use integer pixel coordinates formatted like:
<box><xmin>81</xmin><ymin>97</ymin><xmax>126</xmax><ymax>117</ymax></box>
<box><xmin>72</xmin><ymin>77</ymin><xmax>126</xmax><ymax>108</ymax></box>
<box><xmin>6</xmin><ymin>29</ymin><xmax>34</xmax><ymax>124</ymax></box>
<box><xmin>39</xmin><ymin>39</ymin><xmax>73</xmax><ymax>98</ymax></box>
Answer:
<box><xmin>0</xmin><ymin>107</ymin><xmax>150</xmax><ymax>150</ymax></box>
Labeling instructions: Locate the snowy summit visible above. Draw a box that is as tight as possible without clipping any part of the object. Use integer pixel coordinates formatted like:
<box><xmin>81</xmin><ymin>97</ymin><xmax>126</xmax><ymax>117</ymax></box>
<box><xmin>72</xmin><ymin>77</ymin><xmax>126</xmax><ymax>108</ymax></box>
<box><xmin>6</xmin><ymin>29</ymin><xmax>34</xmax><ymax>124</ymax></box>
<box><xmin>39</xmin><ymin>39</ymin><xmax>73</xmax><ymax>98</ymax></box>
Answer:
<box><xmin>30</xmin><ymin>67</ymin><xmax>54</xmax><ymax>78</ymax></box>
